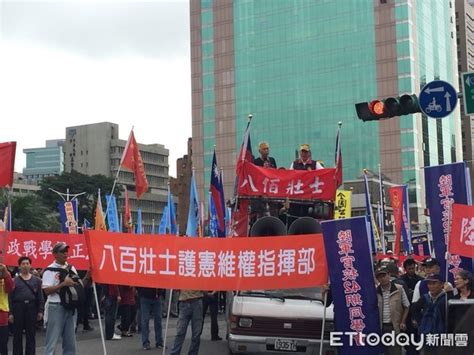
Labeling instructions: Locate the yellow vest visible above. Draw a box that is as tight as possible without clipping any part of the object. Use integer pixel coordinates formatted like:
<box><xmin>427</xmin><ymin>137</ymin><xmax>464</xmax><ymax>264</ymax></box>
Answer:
<box><xmin>0</xmin><ymin>279</ymin><xmax>8</xmax><ymax>312</ymax></box>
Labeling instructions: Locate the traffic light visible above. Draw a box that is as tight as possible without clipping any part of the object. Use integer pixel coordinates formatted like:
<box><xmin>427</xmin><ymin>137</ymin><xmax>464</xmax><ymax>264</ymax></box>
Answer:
<box><xmin>355</xmin><ymin>94</ymin><xmax>420</xmax><ymax>121</ymax></box>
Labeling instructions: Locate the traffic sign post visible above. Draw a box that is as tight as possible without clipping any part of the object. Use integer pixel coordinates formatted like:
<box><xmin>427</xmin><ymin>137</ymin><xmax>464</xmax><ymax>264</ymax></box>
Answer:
<box><xmin>461</xmin><ymin>72</ymin><xmax>474</xmax><ymax>115</ymax></box>
<box><xmin>419</xmin><ymin>80</ymin><xmax>458</xmax><ymax>119</ymax></box>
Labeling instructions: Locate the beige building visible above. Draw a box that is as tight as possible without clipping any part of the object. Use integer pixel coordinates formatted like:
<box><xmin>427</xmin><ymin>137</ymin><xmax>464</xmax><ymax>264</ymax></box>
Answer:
<box><xmin>63</xmin><ymin>122</ymin><xmax>169</xmax><ymax>232</ymax></box>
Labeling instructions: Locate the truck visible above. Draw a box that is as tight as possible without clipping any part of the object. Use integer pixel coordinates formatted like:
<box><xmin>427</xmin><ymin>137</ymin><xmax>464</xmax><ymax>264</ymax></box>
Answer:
<box><xmin>227</xmin><ymin>160</ymin><xmax>339</xmax><ymax>355</ymax></box>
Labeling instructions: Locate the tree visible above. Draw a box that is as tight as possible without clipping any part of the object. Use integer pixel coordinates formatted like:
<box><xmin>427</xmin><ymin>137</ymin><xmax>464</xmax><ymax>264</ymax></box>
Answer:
<box><xmin>37</xmin><ymin>171</ymin><xmax>120</xmax><ymax>227</ymax></box>
<box><xmin>0</xmin><ymin>190</ymin><xmax>61</xmax><ymax>232</ymax></box>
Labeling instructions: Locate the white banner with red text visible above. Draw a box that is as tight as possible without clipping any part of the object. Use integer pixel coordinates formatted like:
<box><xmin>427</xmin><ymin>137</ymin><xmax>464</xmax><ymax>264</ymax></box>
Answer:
<box><xmin>84</xmin><ymin>230</ymin><xmax>328</xmax><ymax>291</ymax></box>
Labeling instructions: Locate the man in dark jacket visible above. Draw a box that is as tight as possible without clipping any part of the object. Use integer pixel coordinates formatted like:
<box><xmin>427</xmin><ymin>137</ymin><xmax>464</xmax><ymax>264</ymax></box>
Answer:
<box><xmin>253</xmin><ymin>141</ymin><xmax>277</xmax><ymax>168</ymax></box>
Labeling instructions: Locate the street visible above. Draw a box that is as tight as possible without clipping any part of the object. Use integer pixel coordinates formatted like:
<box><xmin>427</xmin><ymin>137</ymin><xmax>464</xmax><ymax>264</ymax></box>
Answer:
<box><xmin>7</xmin><ymin>314</ymin><xmax>229</xmax><ymax>355</ymax></box>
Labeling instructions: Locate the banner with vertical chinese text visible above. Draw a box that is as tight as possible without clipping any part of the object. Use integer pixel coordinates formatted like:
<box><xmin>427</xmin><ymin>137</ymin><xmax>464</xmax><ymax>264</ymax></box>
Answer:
<box><xmin>321</xmin><ymin>217</ymin><xmax>380</xmax><ymax>355</ymax></box>
<box><xmin>85</xmin><ymin>230</ymin><xmax>328</xmax><ymax>290</ymax></box>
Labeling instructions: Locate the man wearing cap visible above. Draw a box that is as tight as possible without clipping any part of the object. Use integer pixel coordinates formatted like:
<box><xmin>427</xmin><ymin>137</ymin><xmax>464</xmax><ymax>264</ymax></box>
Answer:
<box><xmin>375</xmin><ymin>266</ymin><xmax>410</xmax><ymax>355</ymax></box>
<box><xmin>411</xmin><ymin>273</ymin><xmax>447</xmax><ymax>353</ymax></box>
<box><xmin>253</xmin><ymin>141</ymin><xmax>277</xmax><ymax>168</ymax></box>
<box><xmin>411</xmin><ymin>257</ymin><xmax>454</xmax><ymax>303</ymax></box>
<box><xmin>42</xmin><ymin>242</ymin><xmax>79</xmax><ymax>355</ymax></box>
<box><xmin>290</xmin><ymin>144</ymin><xmax>324</xmax><ymax>170</ymax></box>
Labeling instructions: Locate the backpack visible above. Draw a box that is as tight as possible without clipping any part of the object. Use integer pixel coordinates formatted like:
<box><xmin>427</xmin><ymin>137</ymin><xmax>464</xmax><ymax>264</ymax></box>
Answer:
<box><xmin>418</xmin><ymin>293</ymin><xmax>445</xmax><ymax>335</ymax></box>
<box><xmin>46</xmin><ymin>265</ymin><xmax>85</xmax><ymax>311</ymax></box>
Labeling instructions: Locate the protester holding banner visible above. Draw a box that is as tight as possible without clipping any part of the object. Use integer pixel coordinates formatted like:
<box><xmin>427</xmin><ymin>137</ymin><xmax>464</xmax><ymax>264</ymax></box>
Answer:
<box><xmin>202</xmin><ymin>291</ymin><xmax>221</xmax><ymax>341</ymax></box>
<box><xmin>411</xmin><ymin>258</ymin><xmax>454</xmax><ymax>303</ymax></box>
<box><xmin>42</xmin><ymin>243</ymin><xmax>79</xmax><ymax>355</ymax></box>
<box><xmin>102</xmin><ymin>284</ymin><xmax>122</xmax><ymax>341</ymax></box>
<box><xmin>375</xmin><ymin>266</ymin><xmax>410</xmax><ymax>355</ymax></box>
<box><xmin>137</xmin><ymin>287</ymin><xmax>164</xmax><ymax>350</ymax></box>
<box><xmin>411</xmin><ymin>273</ymin><xmax>448</xmax><ymax>354</ymax></box>
<box><xmin>170</xmin><ymin>290</ymin><xmax>204</xmax><ymax>355</ymax></box>
<box><xmin>0</xmin><ymin>263</ymin><xmax>14</xmax><ymax>355</ymax></box>
<box><xmin>9</xmin><ymin>256</ymin><xmax>44</xmax><ymax>355</ymax></box>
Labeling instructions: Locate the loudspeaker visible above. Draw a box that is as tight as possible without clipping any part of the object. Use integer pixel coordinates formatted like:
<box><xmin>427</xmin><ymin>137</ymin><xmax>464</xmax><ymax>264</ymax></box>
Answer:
<box><xmin>249</xmin><ymin>216</ymin><xmax>287</xmax><ymax>237</ymax></box>
<box><xmin>288</xmin><ymin>217</ymin><xmax>322</xmax><ymax>235</ymax></box>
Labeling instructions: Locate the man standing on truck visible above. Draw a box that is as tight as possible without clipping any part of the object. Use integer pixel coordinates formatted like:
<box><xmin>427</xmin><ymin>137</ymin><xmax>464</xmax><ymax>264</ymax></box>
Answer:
<box><xmin>290</xmin><ymin>144</ymin><xmax>324</xmax><ymax>170</ymax></box>
<box><xmin>253</xmin><ymin>141</ymin><xmax>277</xmax><ymax>168</ymax></box>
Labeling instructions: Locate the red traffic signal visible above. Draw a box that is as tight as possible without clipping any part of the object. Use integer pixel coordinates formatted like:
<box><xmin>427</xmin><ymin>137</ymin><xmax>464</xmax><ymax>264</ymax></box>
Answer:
<box><xmin>356</xmin><ymin>94</ymin><xmax>420</xmax><ymax>121</ymax></box>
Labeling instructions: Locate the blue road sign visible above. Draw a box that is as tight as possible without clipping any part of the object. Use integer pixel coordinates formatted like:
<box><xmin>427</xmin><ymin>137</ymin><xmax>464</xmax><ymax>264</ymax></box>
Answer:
<box><xmin>419</xmin><ymin>80</ymin><xmax>458</xmax><ymax>119</ymax></box>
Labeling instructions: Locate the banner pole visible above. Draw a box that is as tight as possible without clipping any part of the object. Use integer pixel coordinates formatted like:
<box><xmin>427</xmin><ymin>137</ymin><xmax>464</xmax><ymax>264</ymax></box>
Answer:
<box><xmin>7</xmin><ymin>186</ymin><xmax>12</xmax><ymax>231</ymax></box>
<box><xmin>92</xmin><ymin>281</ymin><xmax>107</xmax><ymax>355</ymax></box>
<box><xmin>444</xmin><ymin>203</ymin><xmax>453</xmax><ymax>329</ymax></box>
<box><xmin>319</xmin><ymin>290</ymin><xmax>328</xmax><ymax>355</ymax></box>
<box><xmin>163</xmin><ymin>289</ymin><xmax>174</xmax><ymax>355</ymax></box>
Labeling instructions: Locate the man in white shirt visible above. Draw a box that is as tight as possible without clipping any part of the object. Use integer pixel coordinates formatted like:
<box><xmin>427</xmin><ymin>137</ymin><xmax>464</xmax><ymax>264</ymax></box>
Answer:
<box><xmin>42</xmin><ymin>242</ymin><xmax>78</xmax><ymax>355</ymax></box>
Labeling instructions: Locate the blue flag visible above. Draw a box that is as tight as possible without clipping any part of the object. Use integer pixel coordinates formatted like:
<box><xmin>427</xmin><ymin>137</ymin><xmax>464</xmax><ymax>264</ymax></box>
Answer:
<box><xmin>135</xmin><ymin>208</ymin><xmax>143</xmax><ymax>234</ymax></box>
<box><xmin>424</xmin><ymin>162</ymin><xmax>473</xmax><ymax>283</ymax></box>
<box><xmin>363</xmin><ymin>173</ymin><xmax>377</xmax><ymax>251</ymax></box>
<box><xmin>159</xmin><ymin>206</ymin><xmax>168</xmax><ymax>234</ymax></box>
<box><xmin>167</xmin><ymin>186</ymin><xmax>177</xmax><ymax>235</ymax></box>
<box><xmin>186</xmin><ymin>172</ymin><xmax>200</xmax><ymax>237</ymax></box>
<box><xmin>321</xmin><ymin>216</ymin><xmax>381</xmax><ymax>354</ymax></box>
<box><xmin>58</xmin><ymin>200</ymin><xmax>79</xmax><ymax>234</ymax></box>
<box><xmin>105</xmin><ymin>195</ymin><xmax>120</xmax><ymax>232</ymax></box>
<box><xmin>209</xmin><ymin>149</ymin><xmax>225</xmax><ymax>237</ymax></box>
<box><xmin>208</xmin><ymin>192</ymin><xmax>219</xmax><ymax>237</ymax></box>
<box><xmin>412</xmin><ymin>234</ymin><xmax>430</xmax><ymax>257</ymax></box>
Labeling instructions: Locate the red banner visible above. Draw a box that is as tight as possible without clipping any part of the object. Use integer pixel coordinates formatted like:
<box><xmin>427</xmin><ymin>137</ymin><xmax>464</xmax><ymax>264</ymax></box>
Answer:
<box><xmin>0</xmin><ymin>142</ymin><xmax>16</xmax><ymax>188</ymax></box>
<box><xmin>85</xmin><ymin>230</ymin><xmax>328</xmax><ymax>291</ymax></box>
<box><xmin>237</xmin><ymin>161</ymin><xmax>337</xmax><ymax>201</ymax></box>
<box><xmin>389</xmin><ymin>186</ymin><xmax>404</xmax><ymax>255</ymax></box>
<box><xmin>449</xmin><ymin>204</ymin><xmax>474</xmax><ymax>258</ymax></box>
<box><xmin>4</xmin><ymin>231</ymin><xmax>90</xmax><ymax>270</ymax></box>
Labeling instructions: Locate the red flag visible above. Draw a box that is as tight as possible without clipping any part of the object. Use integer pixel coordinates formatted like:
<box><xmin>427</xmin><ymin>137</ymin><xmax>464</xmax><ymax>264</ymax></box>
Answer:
<box><xmin>120</xmin><ymin>131</ymin><xmax>148</xmax><ymax>199</ymax></box>
<box><xmin>449</xmin><ymin>204</ymin><xmax>474</xmax><ymax>258</ymax></box>
<box><xmin>389</xmin><ymin>186</ymin><xmax>404</xmax><ymax>256</ymax></box>
<box><xmin>124</xmin><ymin>186</ymin><xmax>132</xmax><ymax>233</ymax></box>
<box><xmin>0</xmin><ymin>142</ymin><xmax>16</xmax><ymax>187</ymax></box>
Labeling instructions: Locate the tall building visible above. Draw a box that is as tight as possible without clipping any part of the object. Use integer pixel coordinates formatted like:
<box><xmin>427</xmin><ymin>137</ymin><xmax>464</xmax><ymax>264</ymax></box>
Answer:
<box><xmin>191</xmin><ymin>0</ymin><xmax>462</xmax><ymax>225</ymax></box>
<box><xmin>455</xmin><ymin>0</ymin><xmax>474</xmax><ymax>197</ymax></box>
<box><xmin>170</xmin><ymin>138</ymin><xmax>193</xmax><ymax>233</ymax></box>
<box><xmin>63</xmin><ymin>122</ymin><xmax>169</xmax><ymax>232</ymax></box>
<box><xmin>23</xmin><ymin>140</ymin><xmax>64</xmax><ymax>183</ymax></box>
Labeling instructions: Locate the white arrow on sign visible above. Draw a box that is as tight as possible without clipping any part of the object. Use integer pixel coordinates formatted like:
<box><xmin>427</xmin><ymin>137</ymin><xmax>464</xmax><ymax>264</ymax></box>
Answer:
<box><xmin>445</xmin><ymin>92</ymin><xmax>452</xmax><ymax>112</ymax></box>
<box><xmin>466</xmin><ymin>76</ymin><xmax>471</xmax><ymax>88</ymax></box>
<box><xmin>426</xmin><ymin>86</ymin><xmax>445</xmax><ymax>94</ymax></box>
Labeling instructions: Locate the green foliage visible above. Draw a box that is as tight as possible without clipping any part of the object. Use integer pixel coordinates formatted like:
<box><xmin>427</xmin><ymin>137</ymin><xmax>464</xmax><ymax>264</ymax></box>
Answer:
<box><xmin>37</xmin><ymin>171</ymin><xmax>121</xmax><ymax>226</ymax></box>
<box><xmin>0</xmin><ymin>191</ymin><xmax>61</xmax><ymax>232</ymax></box>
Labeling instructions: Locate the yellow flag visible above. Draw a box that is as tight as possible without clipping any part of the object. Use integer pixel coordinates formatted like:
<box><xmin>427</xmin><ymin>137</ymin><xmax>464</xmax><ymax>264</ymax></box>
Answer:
<box><xmin>334</xmin><ymin>190</ymin><xmax>351</xmax><ymax>219</ymax></box>
<box><xmin>94</xmin><ymin>191</ymin><xmax>107</xmax><ymax>231</ymax></box>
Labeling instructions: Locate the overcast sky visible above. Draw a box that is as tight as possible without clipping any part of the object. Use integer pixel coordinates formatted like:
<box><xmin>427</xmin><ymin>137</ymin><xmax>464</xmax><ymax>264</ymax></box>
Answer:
<box><xmin>0</xmin><ymin>0</ymin><xmax>191</xmax><ymax>177</ymax></box>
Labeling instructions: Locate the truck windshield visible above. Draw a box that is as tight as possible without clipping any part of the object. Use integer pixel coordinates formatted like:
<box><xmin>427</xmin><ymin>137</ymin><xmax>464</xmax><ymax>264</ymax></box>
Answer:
<box><xmin>239</xmin><ymin>287</ymin><xmax>323</xmax><ymax>302</ymax></box>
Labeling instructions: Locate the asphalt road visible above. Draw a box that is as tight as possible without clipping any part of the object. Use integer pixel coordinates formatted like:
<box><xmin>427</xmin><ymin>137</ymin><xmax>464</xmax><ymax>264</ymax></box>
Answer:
<box><xmin>7</xmin><ymin>314</ymin><xmax>229</xmax><ymax>355</ymax></box>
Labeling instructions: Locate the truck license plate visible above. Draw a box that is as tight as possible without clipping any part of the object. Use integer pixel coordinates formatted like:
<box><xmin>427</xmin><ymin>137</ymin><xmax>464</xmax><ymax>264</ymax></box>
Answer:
<box><xmin>274</xmin><ymin>339</ymin><xmax>297</xmax><ymax>352</ymax></box>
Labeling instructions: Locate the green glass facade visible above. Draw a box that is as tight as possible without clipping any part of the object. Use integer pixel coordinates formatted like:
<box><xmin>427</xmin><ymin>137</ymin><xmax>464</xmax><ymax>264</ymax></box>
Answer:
<box><xmin>195</xmin><ymin>0</ymin><xmax>461</xmax><ymax>220</ymax></box>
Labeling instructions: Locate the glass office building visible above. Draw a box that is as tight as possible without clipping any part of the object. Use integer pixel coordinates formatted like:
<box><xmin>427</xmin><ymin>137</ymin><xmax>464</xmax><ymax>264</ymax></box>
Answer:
<box><xmin>191</xmin><ymin>0</ymin><xmax>462</xmax><ymax>224</ymax></box>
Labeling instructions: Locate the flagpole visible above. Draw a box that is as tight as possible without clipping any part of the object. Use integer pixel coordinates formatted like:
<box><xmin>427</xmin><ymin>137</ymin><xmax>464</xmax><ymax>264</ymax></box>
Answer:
<box><xmin>7</xmin><ymin>186</ymin><xmax>12</xmax><ymax>231</ymax></box>
<box><xmin>444</xmin><ymin>203</ymin><xmax>453</xmax><ymax>328</ymax></box>
<box><xmin>163</xmin><ymin>289</ymin><xmax>174</xmax><ymax>355</ymax></box>
<box><xmin>92</xmin><ymin>281</ymin><xmax>107</xmax><ymax>355</ymax></box>
<box><xmin>319</xmin><ymin>291</ymin><xmax>328</xmax><ymax>355</ymax></box>
<box><xmin>378</xmin><ymin>164</ymin><xmax>386</xmax><ymax>253</ymax></box>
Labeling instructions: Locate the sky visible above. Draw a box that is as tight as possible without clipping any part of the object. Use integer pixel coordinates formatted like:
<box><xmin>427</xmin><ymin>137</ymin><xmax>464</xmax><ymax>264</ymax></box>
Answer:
<box><xmin>0</xmin><ymin>0</ymin><xmax>191</xmax><ymax>177</ymax></box>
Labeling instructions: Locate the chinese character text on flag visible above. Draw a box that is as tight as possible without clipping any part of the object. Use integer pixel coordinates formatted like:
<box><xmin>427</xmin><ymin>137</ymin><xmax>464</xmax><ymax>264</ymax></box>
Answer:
<box><xmin>449</xmin><ymin>204</ymin><xmax>474</xmax><ymax>258</ymax></box>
